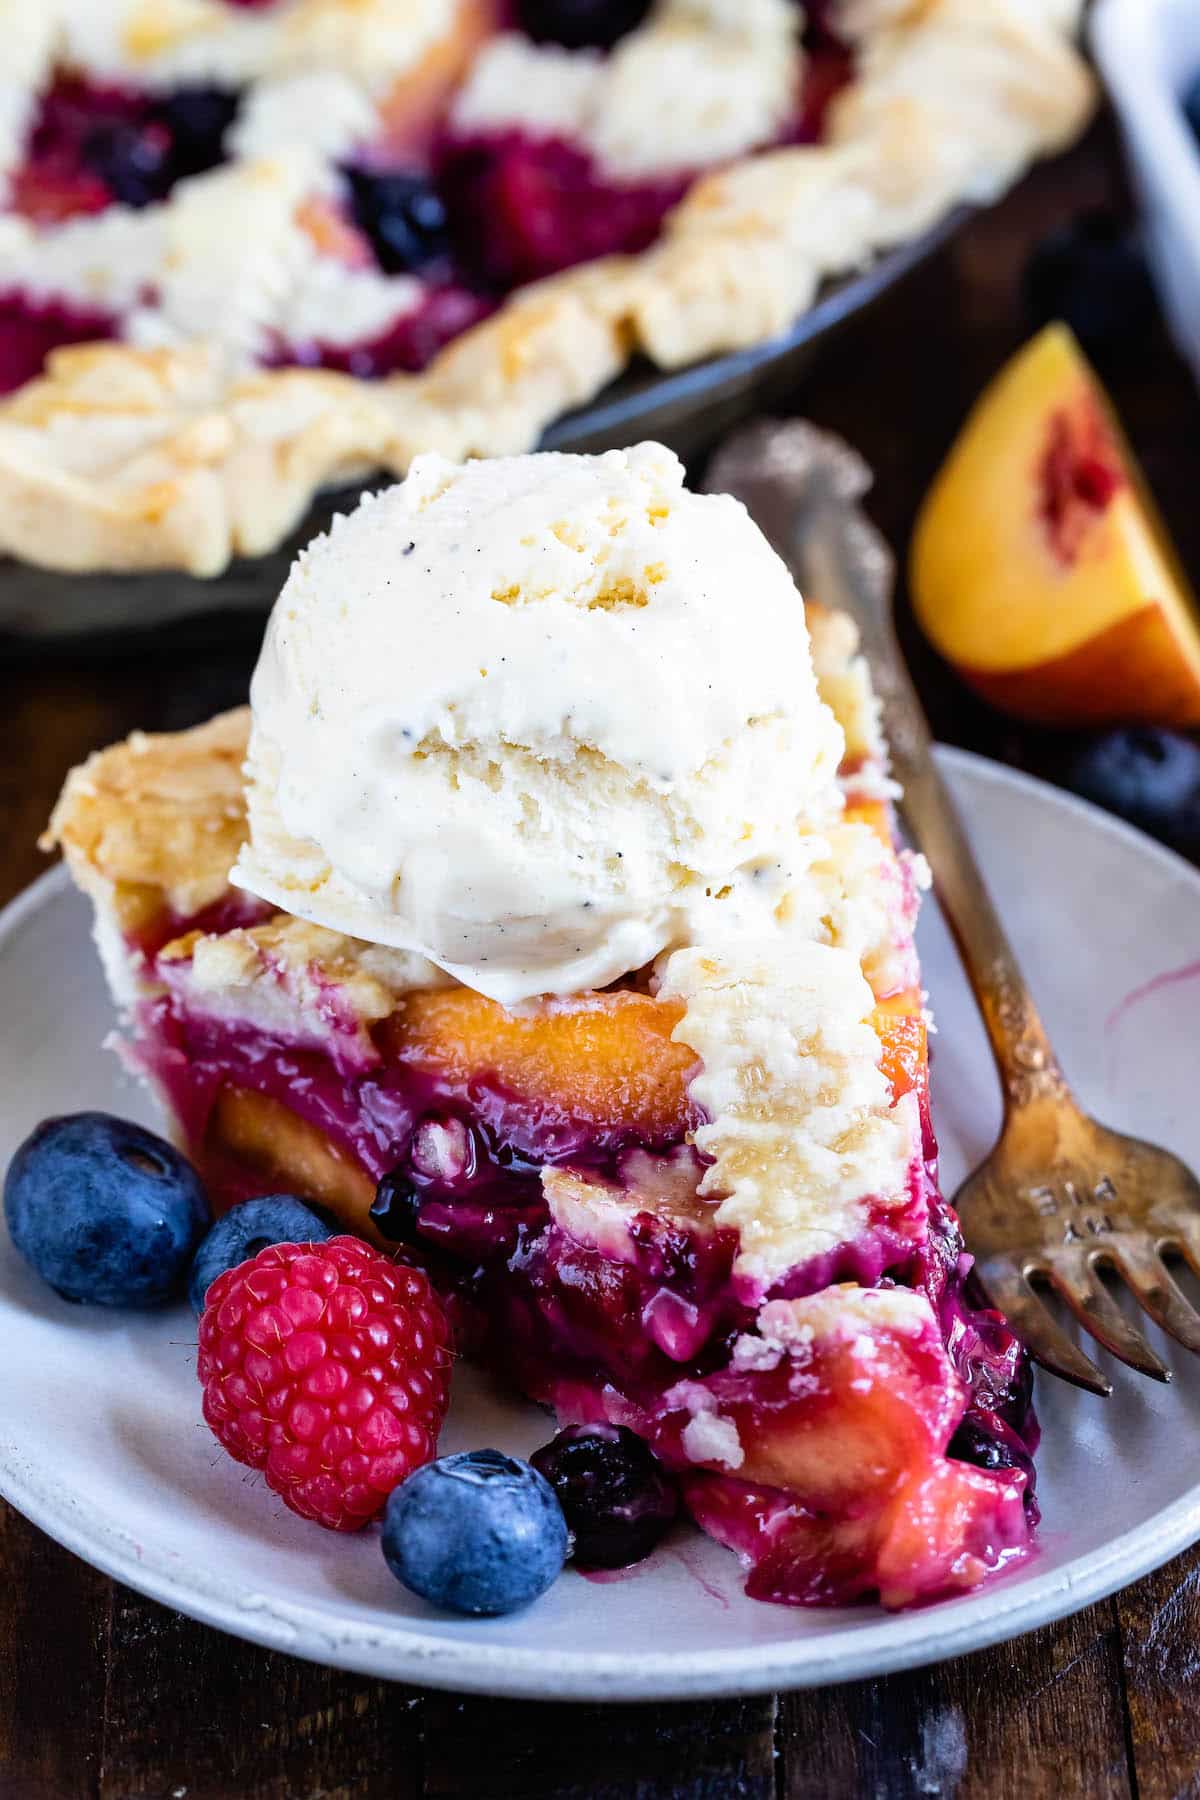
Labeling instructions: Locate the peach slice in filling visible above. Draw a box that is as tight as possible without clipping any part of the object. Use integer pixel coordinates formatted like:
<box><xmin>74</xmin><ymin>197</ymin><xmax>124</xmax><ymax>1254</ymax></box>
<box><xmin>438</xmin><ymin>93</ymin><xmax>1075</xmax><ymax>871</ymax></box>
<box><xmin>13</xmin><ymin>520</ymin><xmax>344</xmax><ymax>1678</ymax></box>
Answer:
<box><xmin>381</xmin><ymin>987</ymin><xmax>702</xmax><ymax>1147</ymax></box>
<box><xmin>654</xmin><ymin>1293</ymin><xmax>1033</xmax><ymax>1609</ymax></box>
<box><xmin>872</xmin><ymin>988</ymin><xmax>927</xmax><ymax>1106</ymax></box>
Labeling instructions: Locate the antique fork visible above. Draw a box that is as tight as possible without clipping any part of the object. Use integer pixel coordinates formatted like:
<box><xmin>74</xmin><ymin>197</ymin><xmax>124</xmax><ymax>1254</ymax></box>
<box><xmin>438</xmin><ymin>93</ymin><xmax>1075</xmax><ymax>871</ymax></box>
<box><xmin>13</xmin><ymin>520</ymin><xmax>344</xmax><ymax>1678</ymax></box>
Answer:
<box><xmin>714</xmin><ymin>422</ymin><xmax>1200</xmax><ymax>1395</ymax></box>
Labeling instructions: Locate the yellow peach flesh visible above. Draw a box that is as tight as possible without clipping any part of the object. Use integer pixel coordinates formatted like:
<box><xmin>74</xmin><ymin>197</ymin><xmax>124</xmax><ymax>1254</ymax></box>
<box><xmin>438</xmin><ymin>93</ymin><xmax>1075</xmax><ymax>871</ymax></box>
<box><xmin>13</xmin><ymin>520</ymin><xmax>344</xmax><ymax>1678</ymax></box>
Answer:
<box><xmin>911</xmin><ymin>324</ymin><xmax>1200</xmax><ymax>727</ymax></box>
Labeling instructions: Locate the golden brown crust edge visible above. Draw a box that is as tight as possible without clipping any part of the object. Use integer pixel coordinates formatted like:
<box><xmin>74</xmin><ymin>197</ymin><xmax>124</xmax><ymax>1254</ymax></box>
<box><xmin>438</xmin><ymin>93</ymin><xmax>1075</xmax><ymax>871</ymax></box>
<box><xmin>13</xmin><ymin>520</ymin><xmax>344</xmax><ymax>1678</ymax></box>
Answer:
<box><xmin>42</xmin><ymin>706</ymin><xmax>251</xmax><ymax>924</ymax></box>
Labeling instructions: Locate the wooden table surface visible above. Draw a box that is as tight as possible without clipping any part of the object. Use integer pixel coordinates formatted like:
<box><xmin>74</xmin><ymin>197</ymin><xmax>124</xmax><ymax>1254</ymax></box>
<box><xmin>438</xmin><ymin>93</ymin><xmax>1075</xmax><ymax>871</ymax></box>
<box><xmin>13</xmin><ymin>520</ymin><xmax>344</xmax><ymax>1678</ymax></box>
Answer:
<box><xmin>4</xmin><ymin>116</ymin><xmax>1200</xmax><ymax>1800</ymax></box>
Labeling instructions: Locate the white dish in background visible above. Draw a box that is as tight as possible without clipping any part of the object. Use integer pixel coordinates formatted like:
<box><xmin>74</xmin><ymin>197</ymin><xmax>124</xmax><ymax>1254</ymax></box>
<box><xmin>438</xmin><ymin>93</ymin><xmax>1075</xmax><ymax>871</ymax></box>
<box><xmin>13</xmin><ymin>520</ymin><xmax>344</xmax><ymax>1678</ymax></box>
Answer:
<box><xmin>1092</xmin><ymin>0</ymin><xmax>1200</xmax><ymax>385</ymax></box>
<box><xmin>1</xmin><ymin>749</ymin><xmax>1200</xmax><ymax>1700</ymax></box>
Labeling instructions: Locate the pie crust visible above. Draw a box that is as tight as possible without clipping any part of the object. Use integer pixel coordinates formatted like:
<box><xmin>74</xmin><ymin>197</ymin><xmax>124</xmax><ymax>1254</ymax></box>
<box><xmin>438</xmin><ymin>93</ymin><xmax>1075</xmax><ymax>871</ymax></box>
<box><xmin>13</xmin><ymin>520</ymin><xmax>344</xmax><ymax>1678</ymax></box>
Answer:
<box><xmin>0</xmin><ymin>0</ymin><xmax>1091</xmax><ymax>575</ymax></box>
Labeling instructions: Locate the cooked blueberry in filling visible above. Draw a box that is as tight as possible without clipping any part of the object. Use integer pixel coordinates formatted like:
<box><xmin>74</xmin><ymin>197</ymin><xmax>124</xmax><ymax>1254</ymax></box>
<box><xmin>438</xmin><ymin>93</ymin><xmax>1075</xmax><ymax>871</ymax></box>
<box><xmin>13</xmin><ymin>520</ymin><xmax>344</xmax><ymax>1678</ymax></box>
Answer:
<box><xmin>370</xmin><ymin>1168</ymin><xmax>423</xmax><ymax>1244</ymax></box>
<box><xmin>16</xmin><ymin>80</ymin><xmax>141</xmax><ymax>221</ymax></box>
<box><xmin>948</xmin><ymin>1417</ymin><xmax>1036</xmax><ymax>1486</ymax></box>
<box><xmin>80</xmin><ymin>117</ymin><xmax>174</xmax><ymax>208</ymax></box>
<box><xmin>156</xmin><ymin>86</ymin><xmax>241</xmax><ymax>181</ymax></box>
<box><xmin>516</xmin><ymin>0</ymin><xmax>654</xmax><ymax>50</ymax></box>
<box><xmin>346</xmin><ymin>169</ymin><xmax>454</xmax><ymax>276</ymax></box>
<box><xmin>531</xmin><ymin>1423</ymin><xmax>679</xmax><ymax>1568</ymax></box>
<box><xmin>372</xmin><ymin>1113</ymin><xmax>547</xmax><ymax>1262</ymax></box>
<box><xmin>16</xmin><ymin>77</ymin><xmax>239</xmax><ymax>221</ymax></box>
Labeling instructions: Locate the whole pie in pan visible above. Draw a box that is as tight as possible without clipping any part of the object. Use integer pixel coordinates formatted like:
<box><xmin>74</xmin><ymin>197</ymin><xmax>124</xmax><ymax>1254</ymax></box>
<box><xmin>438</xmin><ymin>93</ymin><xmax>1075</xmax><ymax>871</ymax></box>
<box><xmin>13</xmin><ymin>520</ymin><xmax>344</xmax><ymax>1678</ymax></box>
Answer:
<box><xmin>0</xmin><ymin>0</ymin><xmax>1091</xmax><ymax>575</ymax></box>
<box><xmin>46</xmin><ymin>442</ymin><xmax>1038</xmax><ymax>1609</ymax></box>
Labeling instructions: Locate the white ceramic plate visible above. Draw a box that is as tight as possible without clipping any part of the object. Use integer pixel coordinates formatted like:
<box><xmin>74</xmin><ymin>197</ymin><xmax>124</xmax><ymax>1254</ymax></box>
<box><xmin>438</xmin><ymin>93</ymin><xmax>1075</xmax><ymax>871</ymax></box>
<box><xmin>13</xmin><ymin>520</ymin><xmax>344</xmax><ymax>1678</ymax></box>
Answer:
<box><xmin>2</xmin><ymin>749</ymin><xmax>1200</xmax><ymax>1701</ymax></box>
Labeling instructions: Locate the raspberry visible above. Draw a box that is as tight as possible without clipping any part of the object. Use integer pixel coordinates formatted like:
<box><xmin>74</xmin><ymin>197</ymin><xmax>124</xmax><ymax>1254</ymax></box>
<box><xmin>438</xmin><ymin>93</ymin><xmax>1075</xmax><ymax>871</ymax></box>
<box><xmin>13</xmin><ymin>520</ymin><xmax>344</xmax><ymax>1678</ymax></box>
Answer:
<box><xmin>197</xmin><ymin>1236</ymin><xmax>452</xmax><ymax>1531</ymax></box>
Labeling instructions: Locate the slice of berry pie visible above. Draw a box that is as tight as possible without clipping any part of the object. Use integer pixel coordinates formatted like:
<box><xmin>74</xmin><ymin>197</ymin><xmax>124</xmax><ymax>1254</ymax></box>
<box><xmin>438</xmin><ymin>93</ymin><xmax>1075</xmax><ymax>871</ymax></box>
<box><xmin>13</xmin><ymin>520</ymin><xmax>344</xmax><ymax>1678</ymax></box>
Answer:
<box><xmin>45</xmin><ymin>443</ymin><xmax>1037</xmax><ymax>1609</ymax></box>
<box><xmin>0</xmin><ymin>0</ymin><xmax>1091</xmax><ymax>575</ymax></box>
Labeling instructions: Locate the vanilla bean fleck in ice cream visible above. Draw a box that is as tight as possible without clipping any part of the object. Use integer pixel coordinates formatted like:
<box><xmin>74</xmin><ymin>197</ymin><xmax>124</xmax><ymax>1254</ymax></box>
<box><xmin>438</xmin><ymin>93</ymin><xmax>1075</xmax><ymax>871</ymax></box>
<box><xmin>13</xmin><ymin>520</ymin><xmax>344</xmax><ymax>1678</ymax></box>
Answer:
<box><xmin>232</xmin><ymin>442</ymin><xmax>845</xmax><ymax>1002</ymax></box>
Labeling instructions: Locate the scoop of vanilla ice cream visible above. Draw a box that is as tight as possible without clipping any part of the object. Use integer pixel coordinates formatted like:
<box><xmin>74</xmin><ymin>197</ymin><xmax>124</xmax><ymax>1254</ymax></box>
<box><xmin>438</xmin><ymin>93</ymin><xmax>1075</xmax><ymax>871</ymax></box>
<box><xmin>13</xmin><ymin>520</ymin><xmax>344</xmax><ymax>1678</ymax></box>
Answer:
<box><xmin>231</xmin><ymin>443</ymin><xmax>846</xmax><ymax>1002</ymax></box>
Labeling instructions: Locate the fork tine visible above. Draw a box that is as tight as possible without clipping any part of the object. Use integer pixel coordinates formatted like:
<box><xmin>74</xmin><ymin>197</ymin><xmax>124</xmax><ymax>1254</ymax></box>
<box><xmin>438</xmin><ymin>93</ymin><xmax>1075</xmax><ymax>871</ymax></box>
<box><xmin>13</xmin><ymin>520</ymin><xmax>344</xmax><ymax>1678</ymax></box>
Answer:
<box><xmin>1107</xmin><ymin>1242</ymin><xmax>1200</xmax><ymax>1355</ymax></box>
<box><xmin>1166</xmin><ymin>1220</ymin><xmax>1200</xmax><ymax>1282</ymax></box>
<box><xmin>976</xmin><ymin>1257</ymin><xmax>1112</xmax><ymax>1396</ymax></box>
<box><xmin>1044</xmin><ymin>1254</ymin><xmax>1171</xmax><ymax>1382</ymax></box>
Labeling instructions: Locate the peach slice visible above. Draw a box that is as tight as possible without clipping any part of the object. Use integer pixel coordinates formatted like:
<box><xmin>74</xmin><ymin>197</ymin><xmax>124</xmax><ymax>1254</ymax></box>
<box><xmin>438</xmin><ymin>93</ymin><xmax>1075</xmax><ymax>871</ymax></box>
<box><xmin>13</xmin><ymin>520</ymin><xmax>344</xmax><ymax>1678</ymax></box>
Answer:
<box><xmin>726</xmin><ymin>1308</ymin><xmax>960</xmax><ymax>1509</ymax></box>
<box><xmin>389</xmin><ymin>980</ymin><xmax>919</xmax><ymax>1145</ymax></box>
<box><xmin>689</xmin><ymin>1457</ymin><xmax>1028</xmax><ymax>1610</ymax></box>
<box><xmin>203</xmin><ymin>1087</ymin><xmax>380</xmax><ymax>1240</ymax></box>
<box><xmin>911</xmin><ymin>324</ymin><xmax>1200</xmax><ymax>728</ymax></box>
<box><xmin>384</xmin><ymin>988</ymin><xmax>700</xmax><ymax>1143</ymax></box>
<box><xmin>843</xmin><ymin>796</ymin><xmax>894</xmax><ymax>851</ymax></box>
<box><xmin>872</xmin><ymin>988</ymin><xmax>926</xmax><ymax>1105</ymax></box>
<box><xmin>669</xmin><ymin>1290</ymin><xmax>1031</xmax><ymax>1606</ymax></box>
<box><xmin>377</xmin><ymin>0</ymin><xmax>500</xmax><ymax>152</ymax></box>
<box><xmin>296</xmin><ymin>196</ymin><xmax>373</xmax><ymax>269</ymax></box>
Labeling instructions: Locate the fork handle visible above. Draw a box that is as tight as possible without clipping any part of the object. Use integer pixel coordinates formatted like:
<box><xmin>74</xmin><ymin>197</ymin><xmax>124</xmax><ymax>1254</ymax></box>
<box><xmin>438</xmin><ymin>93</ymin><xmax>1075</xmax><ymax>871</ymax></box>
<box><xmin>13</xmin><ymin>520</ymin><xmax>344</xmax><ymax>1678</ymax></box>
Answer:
<box><xmin>801</xmin><ymin>507</ymin><xmax>1073</xmax><ymax>1118</ymax></box>
<box><xmin>899</xmin><ymin>748</ymin><xmax>1072</xmax><ymax>1113</ymax></box>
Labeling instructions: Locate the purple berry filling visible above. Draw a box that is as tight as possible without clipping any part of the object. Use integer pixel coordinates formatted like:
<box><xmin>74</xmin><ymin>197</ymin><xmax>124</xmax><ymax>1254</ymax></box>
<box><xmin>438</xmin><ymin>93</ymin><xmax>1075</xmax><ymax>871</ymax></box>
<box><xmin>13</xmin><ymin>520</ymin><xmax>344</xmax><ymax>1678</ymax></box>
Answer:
<box><xmin>0</xmin><ymin>291</ymin><xmax>119</xmax><ymax>395</ymax></box>
<box><xmin>273</xmin><ymin>284</ymin><xmax>496</xmax><ymax>378</ymax></box>
<box><xmin>437</xmin><ymin>131</ymin><xmax>690</xmax><ymax>289</ymax></box>
<box><xmin>1</xmin><ymin>22</ymin><xmax>857</xmax><ymax>394</ymax></box>
<box><xmin>13</xmin><ymin>76</ymin><xmax>238</xmax><ymax>223</ymax></box>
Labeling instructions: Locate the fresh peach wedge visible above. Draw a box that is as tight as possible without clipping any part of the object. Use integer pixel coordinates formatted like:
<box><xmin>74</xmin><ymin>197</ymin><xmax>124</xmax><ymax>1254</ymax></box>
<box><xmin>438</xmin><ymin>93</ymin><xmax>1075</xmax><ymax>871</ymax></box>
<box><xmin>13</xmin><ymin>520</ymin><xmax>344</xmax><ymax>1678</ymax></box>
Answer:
<box><xmin>911</xmin><ymin>323</ymin><xmax>1200</xmax><ymax>728</ymax></box>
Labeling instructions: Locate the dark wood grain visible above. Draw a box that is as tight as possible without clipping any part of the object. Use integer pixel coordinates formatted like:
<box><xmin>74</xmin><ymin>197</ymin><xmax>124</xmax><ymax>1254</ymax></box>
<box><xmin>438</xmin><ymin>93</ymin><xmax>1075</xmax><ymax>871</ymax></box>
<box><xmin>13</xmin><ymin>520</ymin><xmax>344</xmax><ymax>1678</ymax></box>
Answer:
<box><xmin>1117</xmin><ymin>1554</ymin><xmax>1200</xmax><ymax>1800</ymax></box>
<box><xmin>0</xmin><ymin>1507</ymin><xmax>109</xmax><ymax>1800</ymax></box>
<box><xmin>98</xmin><ymin>1585</ymin><xmax>426</xmax><ymax>1800</ymax></box>
<box><xmin>421</xmin><ymin>1693</ymin><xmax>778</xmax><ymax>1799</ymax></box>
<box><xmin>780</xmin><ymin>1601</ymin><xmax>1134</xmax><ymax>1800</ymax></box>
<box><xmin>4</xmin><ymin>109</ymin><xmax>1200</xmax><ymax>1800</ymax></box>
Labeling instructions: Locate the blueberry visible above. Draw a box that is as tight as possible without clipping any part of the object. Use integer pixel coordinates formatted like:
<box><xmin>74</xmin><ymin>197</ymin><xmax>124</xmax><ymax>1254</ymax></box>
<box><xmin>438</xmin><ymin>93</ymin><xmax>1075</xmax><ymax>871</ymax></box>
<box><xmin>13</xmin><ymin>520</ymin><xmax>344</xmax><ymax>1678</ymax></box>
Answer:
<box><xmin>154</xmin><ymin>85</ymin><xmax>239</xmax><ymax>180</ymax></box>
<box><xmin>530</xmin><ymin>1424</ymin><xmax>678</xmax><ymax>1568</ymax></box>
<box><xmin>948</xmin><ymin>1417</ymin><xmax>1034</xmax><ymax>1485</ymax></box>
<box><xmin>516</xmin><ymin>0</ymin><xmax>652</xmax><ymax>49</ymax></box>
<box><xmin>1066</xmin><ymin>728</ymin><xmax>1200</xmax><ymax>852</ymax></box>
<box><xmin>80</xmin><ymin>88</ymin><xmax>237</xmax><ymax>209</ymax></box>
<box><xmin>1183</xmin><ymin>71</ymin><xmax>1200</xmax><ymax>146</ymax></box>
<box><xmin>948</xmin><ymin>1418</ymin><xmax>1019</xmax><ymax>1474</ymax></box>
<box><xmin>4</xmin><ymin>1112</ymin><xmax>210</xmax><ymax>1307</ymax></box>
<box><xmin>382</xmin><ymin>1448</ymin><xmax>568</xmax><ymax>1615</ymax></box>
<box><xmin>1022</xmin><ymin>212</ymin><xmax>1157</xmax><ymax>365</ymax></box>
<box><xmin>81</xmin><ymin>120</ymin><xmax>172</xmax><ymax>208</ymax></box>
<box><xmin>346</xmin><ymin>169</ymin><xmax>451</xmax><ymax>275</ymax></box>
<box><xmin>370</xmin><ymin>1168</ymin><xmax>422</xmax><ymax>1245</ymax></box>
<box><xmin>187</xmin><ymin>1193</ymin><xmax>334</xmax><ymax>1315</ymax></box>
